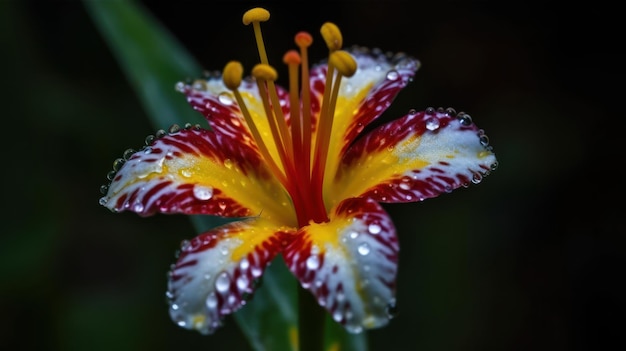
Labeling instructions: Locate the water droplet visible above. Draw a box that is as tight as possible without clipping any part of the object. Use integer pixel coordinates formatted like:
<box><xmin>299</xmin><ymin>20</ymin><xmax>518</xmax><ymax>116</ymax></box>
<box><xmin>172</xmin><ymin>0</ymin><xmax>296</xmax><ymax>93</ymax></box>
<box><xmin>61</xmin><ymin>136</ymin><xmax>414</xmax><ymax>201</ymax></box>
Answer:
<box><xmin>349</xmin><ymin>231</ymin><xmax>359</xmax><ymax>239</ymax></box>
<box><xmin>386</xmin><ymin>70</ymin><xmax>399</xmax><ymax>80</ymax></box>
<box><xmin>175</xmin><ymin>81</ymin><xmax>185</xmax><ymax>92</ymax></box>
<box><xmin>171</xmin><ymin>303</ymin><xmax>179</xmax><ymax>311</ymax></box>
<box><xmin>143</xmin><ymin>147</ymin><xmax>153</xmax><ymax>154</ymax></box>
<box><xmin>472</xmin><ymin>173</ymin><xmax>483</xmax><ymax>184</ymax></box>
<box><xmin>425</xmin><ymin>107</ymin><xmax>435</xmax><ymax>115</ymax></box>
<box><xmin>180</xmin><ymin>240</ymin><xmax>191</xmax><ymax>251</ymax></box>
<box><xmin>169</xmin><ymin>124</ymin><xmax>181</xmax><ymax>134</ymax></box>
<box><xmin>133</xmin><ymin>203</ymin><xmax>144</xmax><ymax>212</ymax></box>
<box><xmin>193</xmin><ymin>185</ymin><xmax>214</xmax><ymax>200</ymax></box>
<box><xmin>332</xmin><ymin>310</ymin><xmax>343</xmax><ymax>322</ymax></box>
<box><xmin>426</xmin><ymin>117</ymin><xmax>440</xmax><ymax>131</ymax></box>
<box><xmin>445</xmin><ymin>107</ymin><xmax>457</xmax><ymax>117</ymax></box>
<box><xmin>236</xmin><ymin>275</ymin><xmax>249</xmax><ymax>291</ymax></box>
<box><xmin>368</xmin><ymin>223</ymin><xmax>382</xmax><ymax>235</ymax></box>
<box><xmin>155</xmin><ymin>129</ymin><xmax>166</xmax><ymax>138</ymax></box>
<box><xmin>181</xmin><ymin>169</ymin><xmax>193</xmax><ymax>178</ymax></box>
<box><xmin>106</xmin><ymin>170</ymin><xmax>116</xmax><ymax>181</ymax></box>
<box><xmin>239</xmin><ymin>258</ymin><xmax>250</xmax><ymax>270</ymax></box>
<box><xmin>218</xmin><ymin>92</ymin><xmax>234</xmax><ymax>105</ymax></box>
<box><xmin>112</xmin><ymin>158</ymin><xmax>125</xmax><ymax>171</ymax></box>
<box><xmin>408</xmin><ymin>108</ymin><xmax>417</xmax><ymax>116</ymax></box>
<box><xmin>251</xmin><ymin>266</ymin><xmax>263</xmax><ymax>278</ymax></box>
<box><xmin>306</xmin><ymin>255</ymin><xmax>320</xmax><ymax>270</ymax></box>
<box><xmin>144</xmin><ymin>134</ymin><xmax>155</xmax><ymax>145</ymax></box>
<box><xmin>457</xmin><ymin>112</ymin><xmax>472</xmax><ymax>126</ymax></box>
<box><xmin>99</xmin><ymin>197</ymin><xmax>108</xmax><ymax>206</ymax></box>
<box><xmin>386</xmin><ymin>298</ymin><xmax>398</xmax><ymax>318</ymax></box>
<box><xmin>206</xmin><ymin>292</ymin><xmax>218</xmax><ymax>309</ymax></box>
<box><xmin>177</xmin><ymin>319</ymin><xmax>187</xmax><ymax>327</ymax></box>
<box><xmin>215</xmin><ymin>272</ymin><xmax>230</xmax><ymax>293</ymax></box>
<box><xmin>123</xmin><ymin>148</ymin><xmax>135</xmax><ymax>160</ymax></box>
<box><xmin>357</xmin><ymin>243</ymin><xmax>371</xmax><ymax>255</ymax></box>
<box><xmin>479</xmin><ymin>134</ymin><xmax>490</xmax><ymax>146</ymax></box>
<box><xmin>223</xmin><ymin>159</ymin><xmax>233</xmax><ymax>169</ymax></box>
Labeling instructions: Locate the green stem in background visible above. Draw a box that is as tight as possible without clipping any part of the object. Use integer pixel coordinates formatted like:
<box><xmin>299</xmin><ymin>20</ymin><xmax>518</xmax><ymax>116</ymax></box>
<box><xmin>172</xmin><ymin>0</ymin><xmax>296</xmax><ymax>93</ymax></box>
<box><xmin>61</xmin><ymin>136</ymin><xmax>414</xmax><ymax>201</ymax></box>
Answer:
<box><xmin>299</xmin><ymin>286</ymin><xmax>325</xmax><ymax>351</ymax></box>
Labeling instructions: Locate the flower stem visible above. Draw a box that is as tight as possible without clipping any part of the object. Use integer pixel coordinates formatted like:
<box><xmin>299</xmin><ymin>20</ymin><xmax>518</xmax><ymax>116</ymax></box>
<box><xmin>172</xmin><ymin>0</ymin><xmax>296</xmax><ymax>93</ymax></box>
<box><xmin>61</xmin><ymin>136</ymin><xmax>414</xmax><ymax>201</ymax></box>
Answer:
<box><xmin>299</xmin><ymin>286</ymin><xmax>325</xmax><ymax>351</ymax></box>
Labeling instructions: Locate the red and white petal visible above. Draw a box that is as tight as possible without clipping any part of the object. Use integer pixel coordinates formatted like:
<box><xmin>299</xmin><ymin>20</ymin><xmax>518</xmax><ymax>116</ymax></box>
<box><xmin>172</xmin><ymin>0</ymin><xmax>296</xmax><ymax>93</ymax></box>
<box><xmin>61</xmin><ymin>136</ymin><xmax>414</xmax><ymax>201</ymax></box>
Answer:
<box><xmin>311</xmin><ymin>48</ymin><xmax>420</xmax><ymax>185</ymax></box>
<box><xmin>329</xmin><ymin>109</ymin><xmax>497</xmax><ymax>206</ymax></box>
<box><xmin>100</xmin><ymin>127</ymin><xmax>296</xmax><ymax>225</ymax></box>
<box><xmin>283</xmin><ymin>197</ymin><xmax>399</xmax><ymax>333</ymax></box>
<box><xmin>167</xmin><ymin>218</ymin><xmax>295</xmax><ymax>335</ymax></box>
<box><xmin>179</xmin><ymin>78</ymin><xmax>291</xmax><ymax>163</ymax></box>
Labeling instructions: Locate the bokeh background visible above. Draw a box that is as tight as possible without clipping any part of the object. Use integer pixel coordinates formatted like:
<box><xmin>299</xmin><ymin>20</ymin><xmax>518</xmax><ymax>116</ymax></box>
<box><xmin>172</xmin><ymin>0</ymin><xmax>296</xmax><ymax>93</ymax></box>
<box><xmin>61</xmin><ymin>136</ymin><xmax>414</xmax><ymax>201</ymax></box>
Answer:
<box><xmin>2</xmin><ymin>0</ymin><xmax>624</xmax><ymax>350</ymax></box>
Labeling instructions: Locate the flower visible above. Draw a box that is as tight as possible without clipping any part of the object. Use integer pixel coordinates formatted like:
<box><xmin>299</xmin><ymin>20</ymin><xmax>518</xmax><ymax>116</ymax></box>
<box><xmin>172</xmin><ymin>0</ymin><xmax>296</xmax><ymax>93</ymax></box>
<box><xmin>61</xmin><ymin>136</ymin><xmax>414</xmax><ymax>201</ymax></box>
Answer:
<box><xmin>99</xmin><ymin>7</ymin><xmax>497</xmax><ymax>335</ymax></box>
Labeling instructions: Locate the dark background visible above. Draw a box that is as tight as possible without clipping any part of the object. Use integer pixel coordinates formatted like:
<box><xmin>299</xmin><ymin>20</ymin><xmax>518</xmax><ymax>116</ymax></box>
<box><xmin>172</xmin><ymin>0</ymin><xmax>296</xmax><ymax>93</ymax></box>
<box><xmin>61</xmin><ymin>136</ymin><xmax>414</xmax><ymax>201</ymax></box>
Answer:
<box><xmin>2</xmin><ymin>0</ymin><xmax>624</xmax><ymax>350</ymax></box>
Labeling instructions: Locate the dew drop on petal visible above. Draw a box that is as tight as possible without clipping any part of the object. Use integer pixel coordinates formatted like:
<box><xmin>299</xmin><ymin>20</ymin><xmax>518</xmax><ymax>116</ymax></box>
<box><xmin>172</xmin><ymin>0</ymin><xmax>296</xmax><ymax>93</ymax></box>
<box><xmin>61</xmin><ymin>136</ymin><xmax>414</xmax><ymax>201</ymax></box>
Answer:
<box><xmin>357</xmin><ymin>243</ymin><xmax>371</xmax><ymax>256</ymax></box>
<box><xmin>175</xmin><ymin>81</ymin><xmax>185</xmax><ymax>92</ymax></box>
<box><xmin>215</xmin><ymin>272</ymin><xmax>230</xmax><ymax>293</ymax></box>
<box><xmin>236</xmin><ymin>275</ymin><xmax>249</xmax><ymax>291</ymax></box>
<box><xmin>306</xmin><ymin>255</ymin><xmax>320</xmax><ymax>270</ymax></box>
<box><xmin>206</xmin><ymin>292</ymin><xmax>218</xmax><ymax>309</ymax></box>
<box><xmin>193</xmin><ymin>185</ymin><xmax>214</xmax><ymax>200</ymax></box>
<box><xmin>349</xmin><ymin>231</ymin><xmax>359</xmax><ymax>239</ymax></box>
<box><xmin>133</xmin><ymin>203</ymin><xmax>144</xmax><ymax>212</ymax></box>
<box><xmin>386</xmin><ymin>298</ymin><xmax>398</xmax><ymax>318</ymax></box>
<box><xmin>99</xmin><ymin>197</ymin><xmax>108</xmax><ymax>206</ymax></box>
<box><xmin>386</xmin><ymin>70</ymin><xmax>399</xmax><ymax>80</ymax></box>
<box><xmin>251</xmin><ymin>266</ymin><xmax>263</xmax><ymax>278</ymax></box>
<box><xmin>368</xmin><ymin>223</ymin><xmax>382</xmax><ymax>235</ymax></box>
<box><xmin>333</xmin><ymin>310</ymin><xmax>343</xmax><ymax>322</ymax></box>
<box><xmin>426</xmin><ymin>117</ymin><xmax>440</xmax><ymax>131</ymax></box>
<box><xmin>239</xmin><ymin>258</ymin><xmax>250</xmax><ymax>270</ymax></box>
<box><xmin>218</xmin><ymin>92</ymin><xmax>234</xmax><ymax>105</ymax></box>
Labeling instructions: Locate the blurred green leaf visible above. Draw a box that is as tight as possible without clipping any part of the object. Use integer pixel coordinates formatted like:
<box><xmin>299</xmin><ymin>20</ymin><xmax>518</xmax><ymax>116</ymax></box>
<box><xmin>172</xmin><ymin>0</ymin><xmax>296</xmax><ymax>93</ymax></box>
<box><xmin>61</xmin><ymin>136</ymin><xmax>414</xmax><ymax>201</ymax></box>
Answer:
<box><xmin>84</xmin><ymin>1</ymin><xmax>299</xmax><ymax>350</ymax></box>
<box><xmin>84</xmin><ymin>0</ymin><xmax>204</xmax><ymax>128</ymax></box>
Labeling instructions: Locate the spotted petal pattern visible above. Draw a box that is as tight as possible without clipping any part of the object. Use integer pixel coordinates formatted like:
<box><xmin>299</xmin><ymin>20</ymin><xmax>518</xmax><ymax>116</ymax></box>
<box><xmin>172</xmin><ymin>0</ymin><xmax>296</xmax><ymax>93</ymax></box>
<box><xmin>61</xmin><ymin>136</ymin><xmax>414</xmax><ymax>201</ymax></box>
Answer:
<box><xmin>167</xmin><ymin>218</ymin><xmax>294</xmax><ymax>334</ymax></box>
<box><xmin>283</xmin><ymin>197</ymin><xmax>399</xmax><ymax>333</ymax></box>
<box><xmin>329</xmin><ymin>109</ymin><xmax>497</xmax><ymax>207</ymax></box>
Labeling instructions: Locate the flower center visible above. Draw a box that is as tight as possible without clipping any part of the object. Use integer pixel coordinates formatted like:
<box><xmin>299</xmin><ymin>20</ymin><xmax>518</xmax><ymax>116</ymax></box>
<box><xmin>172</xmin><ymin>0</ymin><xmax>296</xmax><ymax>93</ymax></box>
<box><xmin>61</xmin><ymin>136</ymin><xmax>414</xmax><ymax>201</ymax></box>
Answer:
<box><xmin>223</xmin><ymin>7</ymin><xmax>356</xmax><ymax>227</ymax></box>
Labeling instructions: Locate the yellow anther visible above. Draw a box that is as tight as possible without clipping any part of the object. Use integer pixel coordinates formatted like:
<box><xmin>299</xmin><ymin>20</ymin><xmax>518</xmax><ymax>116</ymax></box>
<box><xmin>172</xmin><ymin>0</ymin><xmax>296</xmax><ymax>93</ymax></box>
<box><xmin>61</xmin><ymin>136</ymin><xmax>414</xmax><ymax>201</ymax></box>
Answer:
<box><xmin>252</xmin><ymin>64</ymin><xmax>278</xmax><ymax>81</ymax></box>
<box><xmin>320</xmin><ymin>22</ymin><xmax>343</xmax><ymax>51</ymax></box>
<box><xmin>329</xmin><ymin>50</ymin><xmax>357</xmax><ymax>77</ymax></box>
<box><xmin>295</xmin><ymin>31</ymin><xmax>313</xmax><ymax>48</ymax></box>
<box><xmin>283</xmin><ymin>50</ymin><xmax>301</xmax><ymax>65</ymax></box>
<box><xmin>242</xmin><ymin>7</ymin><xmax>270</xmax><ymax>25</ymax></box>
<box><xmin>222</xmin><ymin>61</ymin><xmax>244</xmax><ymax>90</ymax></box>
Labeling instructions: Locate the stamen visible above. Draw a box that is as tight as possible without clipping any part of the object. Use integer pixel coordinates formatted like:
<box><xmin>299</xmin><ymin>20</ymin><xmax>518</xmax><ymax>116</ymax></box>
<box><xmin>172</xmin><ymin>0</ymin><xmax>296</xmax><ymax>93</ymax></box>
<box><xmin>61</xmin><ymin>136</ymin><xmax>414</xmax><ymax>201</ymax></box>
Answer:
<box><xmin>320</xmin><ymin>22</ymin><xmax>343</xmax><ymax>52</ymax></box>
<box><xmin>242</xmin><ymin>8</ymin><xmax>271</xmax><ymax>65</ymax></box>
<box><xmin>316</xmin><ymin>51</ymin><xmax>357</xmax><ymax>178</ymax></box>
<box><xmin>251</xmin><ymin>64</ymin><xmax>293</xmax><ymax>172</ymax></box>
<box><xmin>283</xmin><ymin>50</ymin><xmax>303</xmax><ymax>171</ymax></box>
<box><xmin>223</xmin><ymin>61</ymin><xmax>287</xmax><ymax>186</ymax></box>
<box><xmin>295</xmin><ymin>31</ymin><xmax>313</xmax><ymax>182</ymax></box>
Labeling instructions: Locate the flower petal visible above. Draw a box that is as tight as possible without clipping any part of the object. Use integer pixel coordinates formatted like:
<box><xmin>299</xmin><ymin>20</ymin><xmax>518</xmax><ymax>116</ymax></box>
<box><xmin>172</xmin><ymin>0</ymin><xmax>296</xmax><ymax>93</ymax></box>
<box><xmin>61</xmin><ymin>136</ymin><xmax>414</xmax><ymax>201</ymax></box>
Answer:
<box><xmin>167</xmin><ymin>218</ymin><xmax>294</xmax><ymax>334</ymax></box>
<box><xmin>311</xmin><ymin>48</ymin><xmax>420</xmax><ymax>186</ymax></box>
<box><xmin>101</xmin><ymin>127</ymin><xmax>295</xmax><ymax>224</ymax></box>
<box><xmin>329</xmin><ymin>109</ymin><xmax>497</xmax><ymax>206</ymax></box>
<box><xmin>283</xmin><ymin>197</ymin><xmax>399</xmax><ymax>333</ymax></box>
<box><xmin>179</xmin><ymin>78</ymin><xmax>291</xmax><ymax>166</ymax></box>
